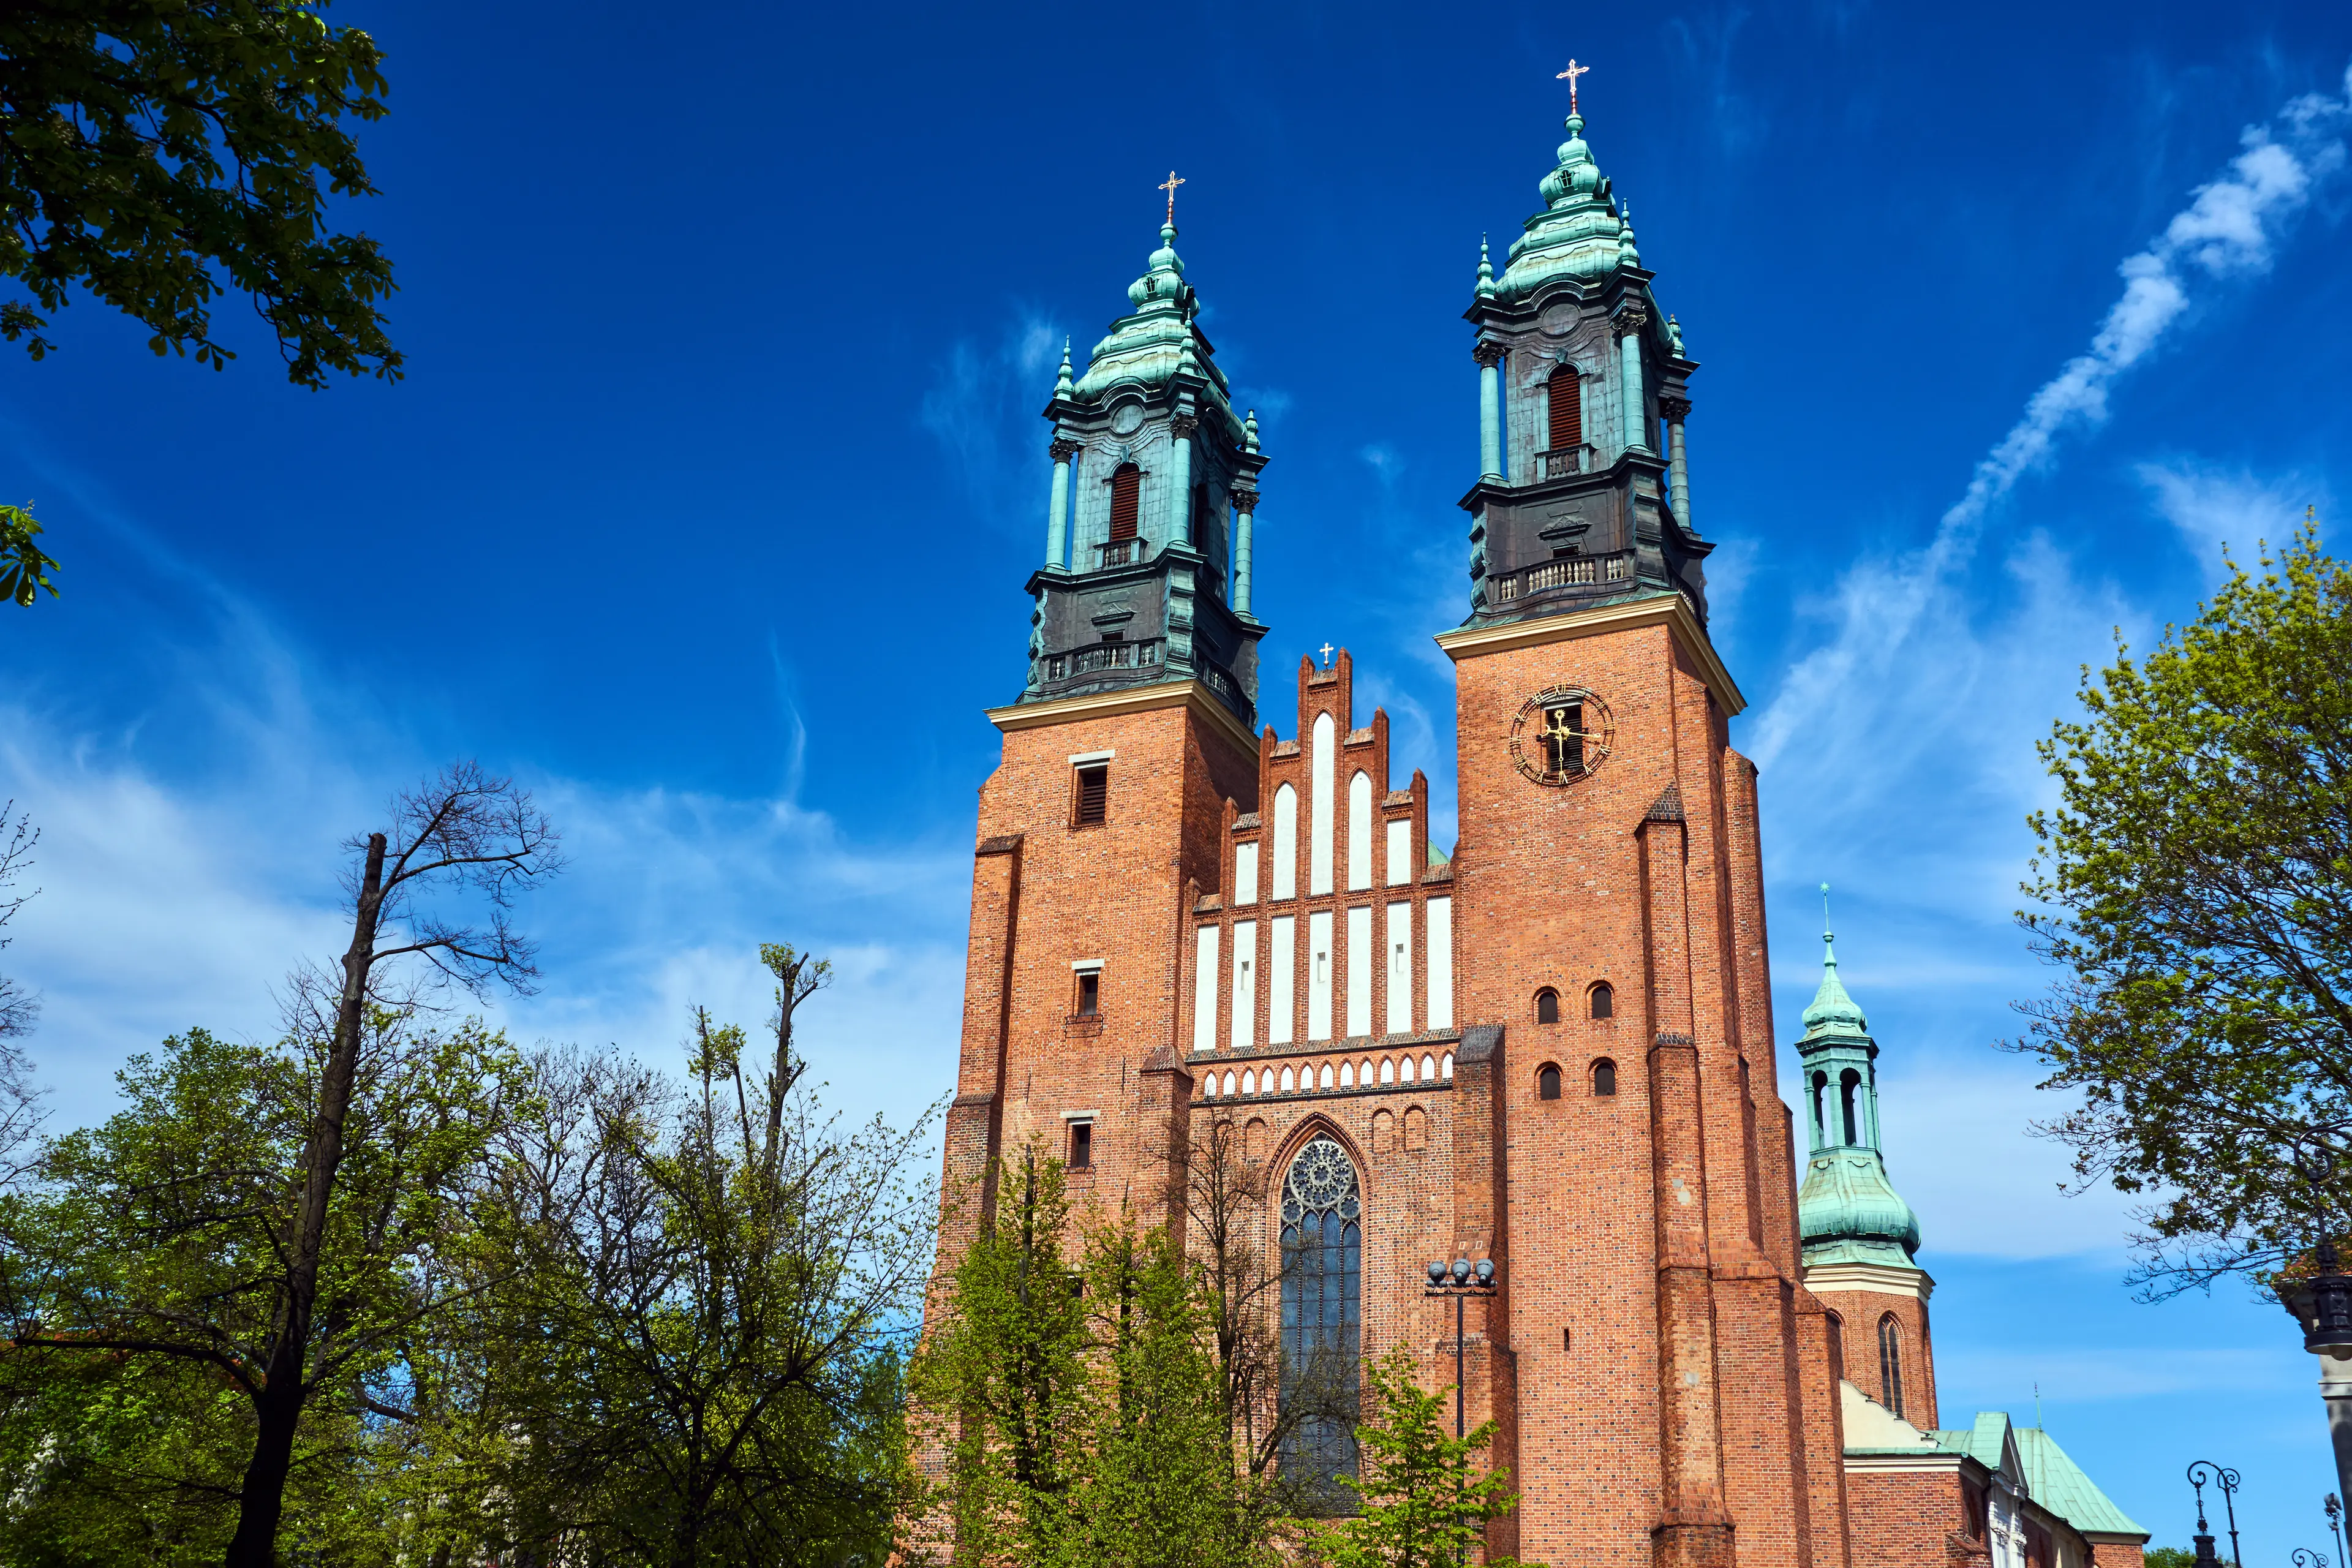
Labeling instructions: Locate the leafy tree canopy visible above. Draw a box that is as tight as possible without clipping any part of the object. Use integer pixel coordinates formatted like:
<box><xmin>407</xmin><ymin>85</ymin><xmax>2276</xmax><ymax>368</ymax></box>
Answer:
<box><xmin>2015</xmin><ymin>527</ymin><xmax>2352</xmax><ymax>1292</ymax></box>
<box><xmin>0</xmin><ymin>0</ymin><xmax>399</xmax><ymax>386</ymax></box>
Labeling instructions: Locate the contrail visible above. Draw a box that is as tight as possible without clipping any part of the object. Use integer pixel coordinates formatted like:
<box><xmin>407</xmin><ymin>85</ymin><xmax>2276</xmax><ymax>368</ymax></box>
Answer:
<box><xmin>1749</xmin><ymin>62</ymin><xmax>2352</xmax><ymax>772</ymax></box>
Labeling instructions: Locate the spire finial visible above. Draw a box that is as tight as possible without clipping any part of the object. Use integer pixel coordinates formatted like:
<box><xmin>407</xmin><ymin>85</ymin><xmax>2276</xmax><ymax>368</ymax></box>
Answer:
<box><xmin>1054</xmin><ymin>336</ymin><xmax>1074</xmax><ymax>399</ymax></box>
<box><xmin>1556</xmin><ymin>58</ymin><xmax>1591</xmax><ymax>115</ymax></box>
<box><xmin>1159</xmin><ymin>168</ymin><xmax>1186</xmax><ymax>225</ymax></box>
<box><xmin>1821</xmin><ymin>882</ymin><xmax>1836</xmax><ymax>960</ymax></box>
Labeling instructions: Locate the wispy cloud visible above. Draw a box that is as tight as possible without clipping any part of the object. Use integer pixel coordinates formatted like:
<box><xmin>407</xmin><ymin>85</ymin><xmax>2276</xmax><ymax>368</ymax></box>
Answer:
<box><xmin>1752</xmin><ymin>62</ymin><xmax>2352</xmax><ymax>780</ymax></box>
<box><xmin>918</xmin><ymin>312</ymin><xmax>1068</xmax><ymax>537</ymax></box>
<box><xmin>2138</xmin><ymin>459</ymin><xmax>2329</xmax><ymax>582</ymax></box>
<box><xmin>1</xmin><ymin>601</ymin><xmax>968</xmax><ymax>1137</ymax></box>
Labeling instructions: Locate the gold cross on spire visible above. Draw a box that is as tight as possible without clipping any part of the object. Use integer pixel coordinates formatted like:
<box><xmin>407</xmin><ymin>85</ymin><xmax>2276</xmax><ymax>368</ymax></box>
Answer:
<box><xmin>1159</xmin><ymin>170</ymin><xmax>1186</xmax><ymax>224</ymax></box>
<box><xmin>1556</xmin><ymin>58</ymin><xmax>1590</xmax><ymax>113</ymax></box>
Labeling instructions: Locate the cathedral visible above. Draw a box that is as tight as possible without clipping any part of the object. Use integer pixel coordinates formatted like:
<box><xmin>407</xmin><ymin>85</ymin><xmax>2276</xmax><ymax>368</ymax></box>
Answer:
<box><xmin>925</xmin><ymin>86</ymin><xmax>2148</xmax><ymax>1568</ymax></box>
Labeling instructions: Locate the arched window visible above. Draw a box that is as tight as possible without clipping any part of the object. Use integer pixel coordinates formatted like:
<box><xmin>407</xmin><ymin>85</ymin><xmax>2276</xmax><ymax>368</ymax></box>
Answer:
<box><xmin>1589</xmin><ymin>981</ymin><xmax>1614</xmax><ymax>1020</ymax></box>
<box><xmin>1592</xmin><ymin>1058</ymin><xmax>1618</xmax><ymax>1097</ymax></box>
<box><xmin>1109</xmin><ymin>463</ymin><xmax>1141</xmax><ymax>543</ymax></box>
<box><xmin>1280</xmin><ymin>1138</ymin><xmax>1362</xmax><ymax>1510</ymax></box>
<box><xmin>1535</xmin><ymin>988</ymin><xmax>1561</xmax><ymax>1024</ymax></box>
<box><xmin>1839</xmin><ymin>1068</ymin><xmax>1861</xmax><ymax>1146</ymax></box>
<box><xmin>1547</xmin><ymin>364</ymin><xmax>1583</xmax><ymax>453</ymax></box>
<box><xmin>1537</xmin><ymin>1064</ymin><xmax>1562</xmax><ymax>1100</ymax></box>
<box><xmin>1877</xmin><ymin>1313</ymin><xmax>1905</xmax><ymax>1418</ymax></box>
<box><xmin>1810</xmin><ymin>1071</ymin><xmax>1829</xmax><ymax>1142</ymax></box>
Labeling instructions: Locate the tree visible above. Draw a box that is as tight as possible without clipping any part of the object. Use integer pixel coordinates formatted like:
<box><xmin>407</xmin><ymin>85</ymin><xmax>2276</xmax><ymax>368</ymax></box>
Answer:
<box><xmin>913</xmin><ymin>1147</ymin><xmax>1091</xmax><ymax>1567</ymax></box>
<box><xmin>0</xmin><ymin>802</ymin><xmax>43</xmax><ymax>1186</ymax></box>
<box><xmin>483</xmin><ymin>955</ymin><xmax>935</xmax><ymax>1567</ymax></box>
<box><xmin>3</xmin><ymin>762</ymin><xmax>557</xmax><ymax>1566</ymax></box>
<box><xmin>1183</xmin><ymin>1114</ymin><xmax>1350</xmax><ymax>1525</ymax></box>
<box><xmin>0</xmin><ymin>1013</ymin><xmax>529</xmax><ymax>1564</ymax></box>
<box><xmin>1305</xmin><ymin>1346</ymin><xmax>1534</xmax><ymax>1568</ymax></box>
<box><xmin>2014</xmin><ymin>528</ymin><xmax>2352</xmax><ymax>1291</ymax></box>
<box><xmin>0</xmin><ymin>0</ymin><xmax>401</xmax><ymax>387</ymax></box>
<box><xmin>0</xmin><ymin>504</ymin><xmax>58</xmax><ymax>609</ymax></box>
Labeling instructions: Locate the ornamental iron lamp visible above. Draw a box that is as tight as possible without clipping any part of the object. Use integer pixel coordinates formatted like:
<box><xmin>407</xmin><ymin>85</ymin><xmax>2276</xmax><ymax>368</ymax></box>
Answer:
<box><xmin>2328</xmin><ymin>1492</ymin><xmax>2346</xmax><ymax>1568</ymax></box>
<box><xmin>2188</xmin><ymin>1461</ymin><xmax>2244</xmax><ymax>1568</ymax></box>
<box><xmin>2294</xmin><ymin>1550</ymin><xmax>2332</xmax><ymax>1568</ymax></box>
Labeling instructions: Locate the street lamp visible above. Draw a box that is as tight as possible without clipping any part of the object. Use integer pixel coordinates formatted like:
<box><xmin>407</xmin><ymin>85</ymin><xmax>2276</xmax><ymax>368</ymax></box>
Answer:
<box><xmin>2327</xmin><ymin>1492</ymin><xmax>2346</xmax><ymax>1568</ymax></box>
<box><xmin>2188</xmin><ymin>1461</ymin><xmax>2244</xmax><ymax>1568</ymax></box>
<box><xmin>2293</xmin><ymin>1550</ymin><xmax>2331</xmax><ymax>1568</ymax></box>
<box><xmin>2283</xmin><ymin>1238</ymin><xmax>2352</xmax><ymax>1510</ymax></box>
<box><xmin>1424</xmin><ymin>1256</ymin><xmax>1499</xmax><ymax>1442</ymax></box>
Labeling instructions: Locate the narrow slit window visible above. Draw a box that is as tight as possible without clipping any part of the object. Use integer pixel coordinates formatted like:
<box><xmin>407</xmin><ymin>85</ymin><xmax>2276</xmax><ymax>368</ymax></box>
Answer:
<box><xmin>1537</xmin><ymin>1064</ymin><xmax>1561</xmax><ymax>1100</ymax></box>
<box><xmin>1536</xmin><ymin>988</ymin><xmax>1561</xmax><ymax>1025</ymax></box>
<box><xmin>1074</xmin><ymin>764</ymin><xmax>1109</xmax><ymax>827</ymax></box>
<box><xmin>1109</xmin><ymin>463</ymin><xmax>1140</xmax><ymax>542</ymax></box>
<box><xmin>1076</xmin><ymin>971</ymin><xmax>1100</xmax><ymax>1017</ymax></box>
<box><xmin>1069</xmin><ymin>1120</ymin><xmax>1093</xmax><ymax>1169</ymax></box>
<box><xmin>1840</xmin><ymin>1068</ymin><xmax>1861</xmax><ymax>1145</ymax></box>
<box><xmin>1589</xmin><ymin>981</ymin><xmax>1614</xmax><ymax>1020</ymax></box>
<box><xmin>1592</xmin><ymin>1058</ymin><xmax>1618</xmax><ymax>1097</ymax></box>
<box><xmin>1547</xmin><ymin>364</ymin><xmax>1583</xmax><ymax>452</ymax></box>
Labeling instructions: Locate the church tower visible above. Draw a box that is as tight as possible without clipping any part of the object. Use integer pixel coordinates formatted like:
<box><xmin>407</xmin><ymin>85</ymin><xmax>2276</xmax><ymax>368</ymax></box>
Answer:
<box><xmin>1437</xmin><ymin>85</ymin><xmax>1847</xmax><ymax>1568</ymax></box>
<box><xmin>1793</xmin><ymin>917</ymin><xmax>1939</xmax><ymax>1430</ymax></box>
<box><xmin>935</xmin><ymin>205</ymin><xmax>1267</xmax><ymax>1281</ymax></box>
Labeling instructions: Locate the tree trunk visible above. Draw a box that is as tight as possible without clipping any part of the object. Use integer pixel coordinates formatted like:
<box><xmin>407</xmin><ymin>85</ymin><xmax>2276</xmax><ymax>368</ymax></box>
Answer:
<box><xmin>224</xmin><ymin>831</ymin><xmax>386</xmax><ymax>1568</ymax></box>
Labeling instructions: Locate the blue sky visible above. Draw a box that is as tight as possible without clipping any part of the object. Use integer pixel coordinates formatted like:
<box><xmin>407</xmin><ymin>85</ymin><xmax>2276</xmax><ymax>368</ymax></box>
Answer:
<box><xmin>4</xmin><ymin>0</ymin><xmax>2350</xmax><ymax>1554</ymax></box>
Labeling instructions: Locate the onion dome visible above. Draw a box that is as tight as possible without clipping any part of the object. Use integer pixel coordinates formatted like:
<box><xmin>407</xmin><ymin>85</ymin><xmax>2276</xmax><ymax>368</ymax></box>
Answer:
<box><xmin>1494</xmin><ymin>111</ymin><xmax>1634</xmax><ymax>299</ymax></box>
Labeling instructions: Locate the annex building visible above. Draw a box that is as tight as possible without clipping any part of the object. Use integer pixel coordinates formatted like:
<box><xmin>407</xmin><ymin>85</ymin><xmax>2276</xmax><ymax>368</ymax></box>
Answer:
<box><xmin>923</xmin><ymin>88</ymin><xmax>2149</xmax><ymax>1568</ymax></box>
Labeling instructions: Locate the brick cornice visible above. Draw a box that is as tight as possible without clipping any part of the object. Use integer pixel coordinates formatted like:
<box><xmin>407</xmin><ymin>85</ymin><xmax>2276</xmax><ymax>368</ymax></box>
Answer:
<box><xmin>986</xmin><ymin>678</ymin><xmax>1257</xmax><ymax>758</ymax></box>
<box><xmin>1431</xmin><ymin>593</ymin><xmax>1748</xmax><ymax>717</ymax></box>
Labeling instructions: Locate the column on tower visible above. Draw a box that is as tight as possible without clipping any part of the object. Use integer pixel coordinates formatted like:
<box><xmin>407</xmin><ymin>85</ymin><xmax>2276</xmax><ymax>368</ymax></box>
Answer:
<box><xmin>1618</xmin><ymin>307</ymin><xmax>1649</xmax><ymax>453</ymax></box>
<box><xmin>1166</xmin><ymin>416</ymin><xmax>1196</xmax><ymax>556</ymax></box>
<box><xmin>1476</xmin><ymin>341</ymin><xmax>1504</xmax><ymax>479</ymax></box>
<box><xmin>1046</xmin><ymin>437</ymin><xmax>1078</xmax><ymax>570</ymax></box>
<box><xmin>1664</xmin><ymin>398</ymin><xmax>1692</xmax><ymax>528</ymax></box>
<box><xmin>1232</xmin><ymin>487</ymin><xmax>1257</xmax><ymax>614</ymax></box>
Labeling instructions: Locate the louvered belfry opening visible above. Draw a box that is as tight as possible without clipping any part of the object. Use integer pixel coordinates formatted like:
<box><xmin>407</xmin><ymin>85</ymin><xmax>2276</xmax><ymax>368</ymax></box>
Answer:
<box><xmin>1109</xmin><ymin>464</ymin><xmax>1141</xmax><ymax>542</ymax></box>
<box><xmin>1547</xmin><ymin>365</ymin><xmax>1582</xmax><ymax>453</ymax></box>
<box><xmin>1074</xmin><ymin>764</ymin><xmax>1109</xmax><ymax>826</ymax></box>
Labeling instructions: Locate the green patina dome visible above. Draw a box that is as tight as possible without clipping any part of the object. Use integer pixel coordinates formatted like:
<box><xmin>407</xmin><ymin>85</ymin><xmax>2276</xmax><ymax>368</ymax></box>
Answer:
<box><xmin>1799</xmin><ymin>1151</ymin><xmax>1922</xmax><ymax>1265</ymax></box>
<box><xmin>1495</xmin><ymin>111</ymin><xmax>1635</xmax><ymax>300</ymax></box>
<box><xmin>1071</xmin><ymin>220</ymin><xmax>1242</xmax><ymax>446</ymax></box>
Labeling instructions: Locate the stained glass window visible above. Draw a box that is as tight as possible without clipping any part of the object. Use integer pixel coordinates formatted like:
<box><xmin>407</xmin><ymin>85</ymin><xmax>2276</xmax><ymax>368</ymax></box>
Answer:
<box><xmin>1280</xmin><ymin>1136</ymin><xmax>1362</xmax><ymax>1512</ymax></box>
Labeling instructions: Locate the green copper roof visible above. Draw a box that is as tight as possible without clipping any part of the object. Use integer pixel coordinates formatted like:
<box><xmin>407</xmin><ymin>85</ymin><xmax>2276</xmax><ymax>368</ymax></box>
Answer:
<box><xmin>1070</xmin><ymin>221</ymin><xmax>1238</xmax><ymax>447</ymax></box>
<box><xmin>2016</xmin><ymin>1427</ymin><xmax>2147</xmax><ymax>1538</ymax></box>
<box><xmin>1802</xmin><ymin>930</ymin><xmax>1867</xmax><ymax>1037</ymax></box>
<box><xmin>1798</xmin><ymin>1154</ymin><xmax>1920</xmax><ymax>1265</ymax></box>
<box><xmin>1493</xmin><ymin>112</ymin><xmax>1637</xmax><ymax>300</ymax></box>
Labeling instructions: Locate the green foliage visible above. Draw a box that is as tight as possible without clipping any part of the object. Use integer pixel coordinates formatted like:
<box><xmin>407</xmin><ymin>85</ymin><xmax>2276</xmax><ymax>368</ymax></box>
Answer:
<box><xmin>0</xmin><ymin>0</ymin><xmax>400</xmax><ymax>386</ymax></box>
<box><xmin>0</xmin><ymin>505</ymin><xmax>56</xmax><ymax>608</ymax></box>
<box><xmin>915</xmin><ymin>1151</ymin><xmax>1292</xmax><ymax>1568</ymax></box>
<box><xmin>477</xmin><ymin>998</ymin><xmax>935</xmax><ymax>1567</ymax></box>
<box><xmin>0</xmin><ymin>1014</ymin><xmax>526</xmax><ymax>1560</ymax></box>
<box><xmin>1305</xmin><ymin>1346</ymin><xmax>1534</xmax><ymax>1568</ymax></box>
<box><xmin>2143</xmin><ymin>1547</ymin><xmax>2220</xmax><ymax>1568</ymax></box>
<box><xmin>2016</xmin><ymin>526</ymin><xmax>2352</xmax><ymax>1289</ymax></box>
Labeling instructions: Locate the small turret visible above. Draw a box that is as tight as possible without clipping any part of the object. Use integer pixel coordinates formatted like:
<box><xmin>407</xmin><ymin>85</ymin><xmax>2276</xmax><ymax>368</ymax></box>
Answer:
<box><xmin>1795</xmin><ymin>891</ymin><xmax>1922</xmax><ymax>1267</ymax></box>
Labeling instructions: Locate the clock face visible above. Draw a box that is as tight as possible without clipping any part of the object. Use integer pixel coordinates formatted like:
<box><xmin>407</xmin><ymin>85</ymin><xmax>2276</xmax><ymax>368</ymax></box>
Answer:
<box><xmin>1509</xmin><ymin>687</ymin><xmax>1613</xmax><ymax>786</ymax></box>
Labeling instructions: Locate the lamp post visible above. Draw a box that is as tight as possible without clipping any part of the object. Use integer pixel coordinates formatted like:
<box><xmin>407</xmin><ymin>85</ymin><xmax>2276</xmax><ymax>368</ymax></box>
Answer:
<box><xmin>2328</xmin><ymin>1493</ymin><xmax>2346</xmax><ymax>1568</ymax></box>
<box><xmin>2283</xmin><ymin>1237</ymin><xmax>2352</xmax><ymax>1509</ymax></box>
<box><xmin>1423</xmin><ymin>1256</ymin><xmax>1499</xmax><ymax>1442</ymax></box>
<box><xmin>2188</xmin><ymin>1462</ymin><xmax>2244</xmax><ymax>1568</ymax></box>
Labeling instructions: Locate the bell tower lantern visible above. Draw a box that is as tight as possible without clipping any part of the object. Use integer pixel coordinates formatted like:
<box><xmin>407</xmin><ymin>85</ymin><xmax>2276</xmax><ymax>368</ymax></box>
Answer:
<box><xmin>1021</xmin><ymin>194</ymin><xmax>1267</xmax><ymax>729</ymax></box>
<box><xmin>1460</xmin><ymin>99</ymin><xmax>1711</xmax><ymax>628</ymax></box>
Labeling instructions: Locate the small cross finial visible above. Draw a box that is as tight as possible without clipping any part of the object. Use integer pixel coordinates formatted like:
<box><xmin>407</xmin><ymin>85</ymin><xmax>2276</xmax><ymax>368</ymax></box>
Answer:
<box><xmin>1820</xmin><ymin>882</ymin><xmax>1833</xmax><ymax>943</ymax></box>
<box><xmin>1159</xmin><ymin>169</ymin><xmax>1186</xmax><ymax>224</ymax></box>
<box><xmin>1556</xmin><ymin>58</ymin><xmax>1590</xmax><ymax>114</ymax></box>
<box><xmin>1319</xmin><ymin>641</ymin><xmax>1335</xmax><ymax>668</ymax></box>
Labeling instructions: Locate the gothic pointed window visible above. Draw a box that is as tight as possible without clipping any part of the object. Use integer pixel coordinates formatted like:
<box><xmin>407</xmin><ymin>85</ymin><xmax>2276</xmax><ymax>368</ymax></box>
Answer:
<box><xmin>1280</xmin><ymin>1137</ymin><xmax>1362</xmax><ymax>1512</ymax></box>
<box><xmin>1877</xmin><ymin>1313</ymin><xmax>1905</xmax><ymax>1418</ymax></box>
<box><xmin>1109</xmin><ymin>463</ymin><xmax>1141</xmax><ymax>543</ymax></box>
<box><xmin>1547</xmin><ymin>364</ymin><xmax>1583</xmax><ymax>454</ymax></box>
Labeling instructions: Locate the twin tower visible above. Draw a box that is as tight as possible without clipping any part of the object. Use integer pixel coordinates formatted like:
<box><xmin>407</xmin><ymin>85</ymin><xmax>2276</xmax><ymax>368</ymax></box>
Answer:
<box><xmin>931</xmin><ymin>98</ymin><xmax>1937</xmax><ymax>1568</ymax></box>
